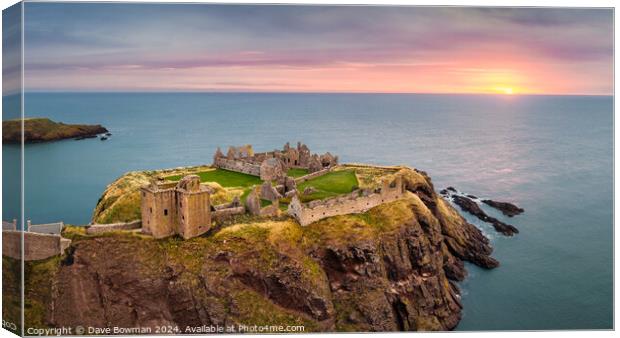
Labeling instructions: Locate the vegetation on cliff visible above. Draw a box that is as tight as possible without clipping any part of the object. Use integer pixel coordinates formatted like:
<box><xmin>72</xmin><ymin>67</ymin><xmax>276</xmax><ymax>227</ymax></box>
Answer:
<box><xmin>21</xmin><ymin>165</ymin><xmax>499</xmax><ymax>332</ymax></box>
<box><xmin>2</xmin><ymin>118</ymin><xmax>108</xmax><ymax>143</ymax></box>
<box><xmin>91</xmin><ymin>166</ymin><xmax>233</xmax><ymax>224</ymax></box>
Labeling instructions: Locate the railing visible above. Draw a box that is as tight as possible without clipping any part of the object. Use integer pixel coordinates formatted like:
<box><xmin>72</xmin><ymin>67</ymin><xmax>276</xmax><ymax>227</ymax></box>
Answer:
<box><xmin>27</xmin><ymin>221</ymin><xmax>64</xmax><ymax>235</ymax></box>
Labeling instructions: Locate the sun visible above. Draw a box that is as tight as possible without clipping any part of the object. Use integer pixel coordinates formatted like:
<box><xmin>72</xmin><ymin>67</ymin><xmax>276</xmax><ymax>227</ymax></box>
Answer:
<box><xmin>490</xmin><ymin>86</ymin><xmax>516</xmax><ymax>95</ymax></box>
<box><xmin>502</xmin><ymin>87</ymin><xmax>514</xmax><ymax>95</ymax></box>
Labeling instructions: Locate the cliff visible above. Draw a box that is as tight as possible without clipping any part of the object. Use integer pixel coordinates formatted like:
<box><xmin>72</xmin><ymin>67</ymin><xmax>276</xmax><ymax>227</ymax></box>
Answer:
<box><xmin>10</xmin><ymin>167</ymin><xmax>499</xmax><ymax>332</ymax></box>
<box><xmin>2</xmin><ymin>118</ymin><xmax>108</xmax><ymax>143</ymax></box>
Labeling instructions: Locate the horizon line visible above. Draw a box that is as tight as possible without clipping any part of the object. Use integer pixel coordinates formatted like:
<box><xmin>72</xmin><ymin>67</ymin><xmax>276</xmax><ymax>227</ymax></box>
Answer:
<box><xmin>3</xmin><ymin>90</ymin><xmax>613</xmax><ymax>97</ymax></box>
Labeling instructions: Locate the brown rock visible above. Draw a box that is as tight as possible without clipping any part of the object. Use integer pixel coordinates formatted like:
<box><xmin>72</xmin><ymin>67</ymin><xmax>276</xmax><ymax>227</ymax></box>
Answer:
<box><xmin>482</xmin><ymin>199</ymin><xmax>524</xmax><ymax>217</ymax></box>
<box><xmin>451</xmin><ymin>196</ymin><xmax>519</xmax><ymax>236</ymax></box>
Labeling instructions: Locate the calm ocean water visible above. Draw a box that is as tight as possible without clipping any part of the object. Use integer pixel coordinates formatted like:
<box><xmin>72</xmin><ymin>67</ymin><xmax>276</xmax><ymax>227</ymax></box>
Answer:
<box><xmin>2</xmin><ymin>92</ymin><xmax>613</xmax><ymax>330</ymax></box>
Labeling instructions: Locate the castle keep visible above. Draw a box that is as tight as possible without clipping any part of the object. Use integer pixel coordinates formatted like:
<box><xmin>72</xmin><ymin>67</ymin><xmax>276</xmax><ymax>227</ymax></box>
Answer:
<box><xmin>140</xmin><ymin>175</ymin><xmax>212</xmax><ymax>239</ymax></box>
<box><xmin>213</xmin><ymin>142</ymin><xmax>338</xmax><ymax>180</ymax></box>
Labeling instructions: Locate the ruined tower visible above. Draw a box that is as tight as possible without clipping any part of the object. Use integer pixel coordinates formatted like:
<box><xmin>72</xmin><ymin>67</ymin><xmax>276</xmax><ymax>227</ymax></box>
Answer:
<box><xmin>140</xmin><ymin>175</ymin><xmax>211</xmax><ymax>239</ymax></box>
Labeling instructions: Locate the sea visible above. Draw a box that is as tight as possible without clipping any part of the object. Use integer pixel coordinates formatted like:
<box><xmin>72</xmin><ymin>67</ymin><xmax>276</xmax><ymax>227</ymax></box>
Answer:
<box><xmin>2</xmin><ymin>92</ymin><xmax>613</xmax><ymax>330</ymax></box>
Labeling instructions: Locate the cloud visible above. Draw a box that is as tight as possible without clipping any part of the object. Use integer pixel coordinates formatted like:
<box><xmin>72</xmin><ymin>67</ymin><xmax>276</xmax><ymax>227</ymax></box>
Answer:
<box><xmin>20</xmin><ymin>4</ymin><xmax>613</xmax><ymax>94</ymax></box>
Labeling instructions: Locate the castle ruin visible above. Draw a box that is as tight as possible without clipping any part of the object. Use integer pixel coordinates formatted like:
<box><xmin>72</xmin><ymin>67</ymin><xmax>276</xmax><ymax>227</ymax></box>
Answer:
<box><xmin>287</xmin><ymin>175</ymin><xmax>406</xmax><ymax>226</ymax></box>
<box><xmin>138</xmin><ymin>143</ymin><xmax>408</xmax><ymax>239</ymax></box>
<box><xmin>213</xmin><ymin>142</ymin><xmax>338</xmax><ymax>181</ymax></box>
<box><xmin>140</xmin><ymin>175</ymin><xmax>212</xmax><ymax>239</ymax></box>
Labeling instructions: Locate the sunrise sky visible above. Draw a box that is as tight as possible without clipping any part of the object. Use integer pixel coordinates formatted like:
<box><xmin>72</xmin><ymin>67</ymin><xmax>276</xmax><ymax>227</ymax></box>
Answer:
<box><xmin>12</xmin><ymin>4</ymin><xmax>615</xmax><ymax>95</ymax></box>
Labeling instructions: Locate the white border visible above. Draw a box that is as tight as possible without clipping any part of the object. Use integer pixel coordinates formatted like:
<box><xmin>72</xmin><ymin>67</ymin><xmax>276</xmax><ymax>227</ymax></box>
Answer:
<box><xmin>0</xmin><ymin>1</ymin><xmax>616</xmax><ymax>338</ymax></box>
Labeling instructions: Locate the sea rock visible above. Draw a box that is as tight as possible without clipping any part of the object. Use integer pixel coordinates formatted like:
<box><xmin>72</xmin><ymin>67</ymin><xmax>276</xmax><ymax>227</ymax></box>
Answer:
<box><xmin>482</xmin><ymin>199</ymin><xmax>524</xmax><ymax>217</ymax></box>
<box><xmin>451</xmin><ymin>196</ymin><xmax>519</xmax><ymax>236</ymax></box>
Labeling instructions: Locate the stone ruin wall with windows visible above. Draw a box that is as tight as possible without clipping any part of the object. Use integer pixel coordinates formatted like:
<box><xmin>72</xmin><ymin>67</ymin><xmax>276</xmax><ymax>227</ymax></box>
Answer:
<box><xmin>140</xmin><ymin>175</ymin><xmax>246</xmax><ymax>239</ymax></box>
<box><xmin>212</xmin><ymin>157</ymin><xmax>262</xmax><ymax>177</ymax></box>
<box><xmin>212</xmin><ymin>142</ymin><xmax>338</xmax><ymax>181</ymax></box>
<box><xmin>140</xmin><ymin>175</ymin><xmax>212</xmax><ymax>239</ymax></box>
<box><xmin>288</xmin><ymin>175</ymin><xmax>406</xmax><ymax>226</ymax></box>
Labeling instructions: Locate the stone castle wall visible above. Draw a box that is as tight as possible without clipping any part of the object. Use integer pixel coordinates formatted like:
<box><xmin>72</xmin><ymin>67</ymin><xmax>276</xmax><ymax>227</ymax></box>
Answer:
<box><xmin>141</xmin><ymin>188</ymin><xmax>178</xmax><ymax>238</ymax></box>
<box><xmin>177</xmin><ymin>189</ymin><xmax>211</xmax><ymax>239</ymax></box>
<box><xmin>2</xmin><ymin>230</ymin><xmax>71</xmax><ymax>261</ymax></box>
<box><xmin>212</xmin><ymin>206</ymin><xmax>245</xmax><ymax>222</ymax></box>
<box><xmin>294</xmin><ymin>167</ymin><xmax>331</xmax><ymax>183</ymax></box>
<box><xmin>86</xmin><ymin>220</ymin><xmax>142</xmax><ymax>234</ymax></box>
<box><xmin>288</xmin><ymin>178</ymin><xmax>405</xmax><ymax>226</ymax></box>
<box><xmin>213</xmin><ymin>158</ymin><xmax>261</xmax><ymax>176</ymax></box>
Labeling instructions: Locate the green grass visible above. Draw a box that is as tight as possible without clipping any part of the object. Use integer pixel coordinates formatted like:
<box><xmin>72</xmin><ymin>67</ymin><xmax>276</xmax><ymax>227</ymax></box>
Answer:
<box><xmin>287</xmin><ymin>168</ymin><xmax>309</xmax><ymax>178</ymax></box>
<box><xmin>297</xmin><ymin>170</ymin><xmax>359</xmax><ymax>202</ymax></box>
<box><xmin>166</xmin><ymin>168</ymin><xmax>262</xmax><ymax>187</ymax></box>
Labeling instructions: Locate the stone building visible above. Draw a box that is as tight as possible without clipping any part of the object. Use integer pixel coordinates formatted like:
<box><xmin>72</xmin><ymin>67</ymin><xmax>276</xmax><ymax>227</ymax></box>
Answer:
<box><xmin>140</xmin><ymin>175</ymin><xmax>211</xmax><ymax>239</ymax></box>
<box><xmin>213</xmin><ymin>142</ymin><xmax>339</xmax><ymax>179</ymax></box>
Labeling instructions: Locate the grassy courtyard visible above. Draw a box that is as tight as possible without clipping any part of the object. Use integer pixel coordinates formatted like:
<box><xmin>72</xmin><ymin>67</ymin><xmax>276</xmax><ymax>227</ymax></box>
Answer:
<box><xmin>166</xmin><ymin>168</ymin><xmax>262</xmax><ymax>188</ymax></box>
<box><xmin>286</xmin><ymin>168</ymin><xmax>309</xmax><ymax>178</ymax></box>
<box><xmin>297</xmin><ymin>169</ymin><xmax>359</xmax><ymax>202</ymax></box>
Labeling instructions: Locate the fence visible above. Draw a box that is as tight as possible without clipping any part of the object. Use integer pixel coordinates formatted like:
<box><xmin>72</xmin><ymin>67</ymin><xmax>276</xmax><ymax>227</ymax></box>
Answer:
<box><xmin>27</xmin><ymin>221</ymin><xmax>64</xmax><ymax>235</ymax></box>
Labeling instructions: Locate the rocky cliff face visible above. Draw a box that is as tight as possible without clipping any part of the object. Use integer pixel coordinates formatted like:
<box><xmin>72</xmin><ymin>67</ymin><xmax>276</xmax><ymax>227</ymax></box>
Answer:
<box><xmin>23</xmin><ymin>168</ymin><xmax>498</xmax><ymax>332</ymax></box>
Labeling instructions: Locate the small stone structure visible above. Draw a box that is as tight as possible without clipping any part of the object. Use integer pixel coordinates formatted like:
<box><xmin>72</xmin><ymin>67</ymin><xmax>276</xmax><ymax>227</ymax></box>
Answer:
<box><xmin>140</xmin><ymin>175</ymin><xmax>212</xmax><ymax>239</ymax></box>
<box><xmin>2</xmin><ymin>219</ymin><xmax>17</xmax><ymax>231</ymax></box>
<box><xmin>212</xmin><ymin>196</ymin><xmax>246</xmax><ymax>222</ymax></box>
<box><xmin>213</xmin><ymin>142</ymin><xmax>338</xmax><ymax>180</ymax></box>
<box><xmin>245</xmin><ymin>189</ymin><xmax>280</xmax><ymax>217</ymax></box>
<box><xmin>27</xmin><ymin>220</ymin><xmax>64</xmax><ymax>235</ymax></box>
<box><xmin>260</xmin><ymin>181</ymin><xmax>282</xmax><ymax>201</ymax></box>
<box><xmin>86</xmin><ymin>220</ymin><xmax>142</xmax><ymax>234</ymax></box>
<box><xmin>288</xmin><ymin>176</ymin><xmax>406</xmax><ymax>226</ymax></box>
<box><xmin>2</xmin><ymin>230</ymin><xmax>71</xmax><ymax>261</ymax></box>
<box><xmin>245</xmin><ymin>189</ymin><xmax>262</xmax><ymax>216</ymax></box>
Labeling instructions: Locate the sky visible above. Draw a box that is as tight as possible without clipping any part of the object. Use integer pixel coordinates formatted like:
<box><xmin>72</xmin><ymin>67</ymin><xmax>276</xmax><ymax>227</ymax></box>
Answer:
<box><xmin>7</xmin><ymin>3</ymin><xmax>614</xmax><ymax>94</ymax></box>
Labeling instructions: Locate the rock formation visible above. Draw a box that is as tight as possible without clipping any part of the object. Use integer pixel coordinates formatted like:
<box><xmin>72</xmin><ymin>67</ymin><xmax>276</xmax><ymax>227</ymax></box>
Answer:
<box><xmin>10</xmin><ymin>166</ymin><xmax>504</xmax><ymax>332</ymax></box>
<box><xmin>481</xmin><ymin>199</ymin><xmax>524</xmax><ymax>217</ymax></box>
<box><xmin>450</xmin><ymin>195</ymin><xmax>518</xmax><ymax>236</ymax></box>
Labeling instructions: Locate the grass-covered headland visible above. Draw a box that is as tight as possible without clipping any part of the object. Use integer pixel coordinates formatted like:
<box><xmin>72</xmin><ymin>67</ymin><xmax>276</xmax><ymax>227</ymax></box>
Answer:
<box><xmin>2</xmin><ymin>117</ymin><xmax>108</xmax><ymax>143</ymax></box>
